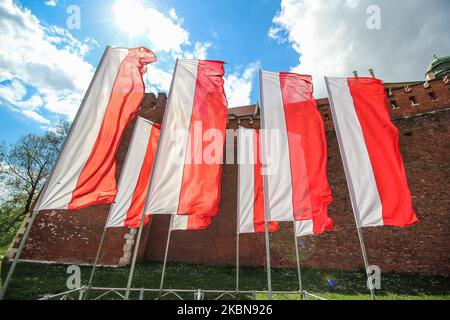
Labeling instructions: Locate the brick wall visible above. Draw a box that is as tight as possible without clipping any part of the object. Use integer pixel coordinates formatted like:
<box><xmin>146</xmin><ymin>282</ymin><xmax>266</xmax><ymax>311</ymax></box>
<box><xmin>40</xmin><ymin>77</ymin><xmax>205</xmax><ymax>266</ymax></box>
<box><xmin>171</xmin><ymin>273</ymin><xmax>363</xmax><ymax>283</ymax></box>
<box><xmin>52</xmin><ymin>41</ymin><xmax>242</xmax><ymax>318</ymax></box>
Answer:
<box><xmin>7</xmin><ymin>77</ymin><xmax>450</xmax><ymax>275</ymax></box>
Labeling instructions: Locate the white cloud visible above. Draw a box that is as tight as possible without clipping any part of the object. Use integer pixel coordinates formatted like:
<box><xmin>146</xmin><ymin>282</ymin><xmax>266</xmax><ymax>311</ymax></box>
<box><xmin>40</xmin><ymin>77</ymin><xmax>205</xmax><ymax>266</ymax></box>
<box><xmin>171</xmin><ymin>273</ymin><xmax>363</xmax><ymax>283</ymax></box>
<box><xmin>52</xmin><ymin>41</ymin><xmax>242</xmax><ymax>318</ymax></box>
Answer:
<box><xmin>111</xmin><ymin>0</ymin><xmax>214</xmax><ymax>96</ymax></box>
<box><xmin>0</xmin><ymin>79</ymin><xmax>27</xmax><ymax>105</ymax></box>
<box><xmin>168</xmin><ymin>7</ymin><xmax>182</xmax><ymax>24</ymax></box>
<box><xmin>22</xmin><ymin>109</ymin><xmax>50</xmax><ymax>125</ymax></box>
<box><xmin>268</xmin><ymin>26</ymin><xmax>286</xmax><ymax>44</ymax></box>
<box><xmin>0</xmin><ymin>0</ymin><xmax>96</xmax><ymax>123</ymax></box>
<box><xmin>182</xmin><ymin>42</ymin><xmax>212</xmax><ymax>60</ymax></box>
<box><xmin>114</xmin><ymin>0</ymin><xmax>190</xmax><ymax>53</ymax></box>
<box><xmin>17</xmin><ymin>94</ymin><xmax>44</xmax><ymax>110</ymax></box>
<box><xmin>144</xmin><ymin>65</ymin><xmax>173</xmax><ymax>94</ymax></box>
<box><xmin>45</xmin><ymin>0</ymin><xmax>57</xmax><ymax>7</ymax></box>
<box><xmin>144</xmin><ymin>41</ymin><xmax>212</xmax><ymax>94</ymax></box>
<box><xmin>224</xmin><ymin>62</ymin><xmax>260</xmax><ymax>108</ymax></box>
<box><xmin>270</xmin><ymin>0</ymin><xmax>450</xmax><ymax>97</ymax></box>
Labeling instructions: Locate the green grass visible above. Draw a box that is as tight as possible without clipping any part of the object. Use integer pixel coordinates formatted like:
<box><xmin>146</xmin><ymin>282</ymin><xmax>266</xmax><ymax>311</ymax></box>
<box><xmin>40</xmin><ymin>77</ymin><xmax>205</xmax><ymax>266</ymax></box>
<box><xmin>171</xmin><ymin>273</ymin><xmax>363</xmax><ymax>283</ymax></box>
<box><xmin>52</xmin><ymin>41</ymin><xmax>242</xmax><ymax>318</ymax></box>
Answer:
<box><xmin>1</xmin><ymin>260</ymin><xmax>449</xmax><ymax>300</ymax></box>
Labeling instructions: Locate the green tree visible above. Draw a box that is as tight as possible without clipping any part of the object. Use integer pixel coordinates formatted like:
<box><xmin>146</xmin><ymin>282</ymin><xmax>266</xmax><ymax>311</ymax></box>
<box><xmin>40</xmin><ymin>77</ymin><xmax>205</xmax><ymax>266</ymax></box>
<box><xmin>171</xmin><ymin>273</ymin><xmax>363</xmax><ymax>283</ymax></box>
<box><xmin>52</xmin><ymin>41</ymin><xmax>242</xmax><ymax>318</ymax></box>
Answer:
<box><xmin>0</xmin><ymin>120</ymin><xmax>69</xmax><ymax>240</ymax></box>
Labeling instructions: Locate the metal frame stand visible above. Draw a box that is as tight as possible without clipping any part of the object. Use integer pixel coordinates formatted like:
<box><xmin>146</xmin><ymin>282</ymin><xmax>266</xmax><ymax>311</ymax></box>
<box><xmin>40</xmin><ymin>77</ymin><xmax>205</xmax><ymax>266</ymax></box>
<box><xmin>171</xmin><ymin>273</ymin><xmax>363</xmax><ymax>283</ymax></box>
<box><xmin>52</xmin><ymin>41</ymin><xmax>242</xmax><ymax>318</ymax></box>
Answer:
<box><xmin>159</xmin><ymin>215</ymin><xmax>173</xmax><ymax>295</ymax></box>
<box><xmin>124</xmin><ymin>212</ymin><xmax>147</xmax><ymax>300</ymax></box>
<box><xmin>83</xmin><ymin>227</ymin><xmax>108</xmax><ymax>300</ymax></box>
<box><xmin>357</xmin><ymin>227</ymin><xmax>376</xmax><ymax>300</ymax></box>
<box><xmin>263</xmin><ymin>219</ymin><xmax>272</xmax><ymax>300</ymax></box>
<box><xmin>292</xmin><ymin>221</ymin><xmax>304</xmax><ymax>300</ymax></box>
<box><xmin>0</xmin><ymin>210</ymin><xmax>38</xmax><ymax>299</ymax></box>
<box><xmin>235</xmin><ymin>229</ymin><xmax>240</xmax><ymax>295</ymax></box>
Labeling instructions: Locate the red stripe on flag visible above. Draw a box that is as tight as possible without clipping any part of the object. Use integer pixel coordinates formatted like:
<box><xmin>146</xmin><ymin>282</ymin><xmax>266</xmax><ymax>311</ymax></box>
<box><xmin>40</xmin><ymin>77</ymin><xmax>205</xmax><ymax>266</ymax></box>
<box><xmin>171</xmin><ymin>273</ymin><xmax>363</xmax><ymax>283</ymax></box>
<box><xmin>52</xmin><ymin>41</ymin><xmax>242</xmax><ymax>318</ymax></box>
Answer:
<box><xmin>312</xmin><ymin>207</ymin><xmax>334</xmax><ymax>235</ymax></box>
<box><xmin>187</xmin><ymin>215</ymin><xmax>212</xmax><ymax>231</ymax></box>
<box><xmin>69</xmin><ymin>48</ymin><xmax>157</xmax><ymax>210</ymax></box>
<box><xmin>347</xmin><ymin>78</ymin><xmax>419</xmax><ymax>226</ymax></box>
<box><xmin>279</xmin><ymin>73</ymin><xmax>333</xmax><ymax>221</ymax></box>
<box><xmin>253</xmin><ymin>130</ymin><xmax>279</xmax><ymax>233</ymax></box>
<box><xmin>177</xmin><ymin>60</ymin><xmax>228</xmax><ymax>216</ymax></box>
<box><xmin>124</xmin><ymin>124</ymin><xmax>161</xmax><ymax>228</ymax></box>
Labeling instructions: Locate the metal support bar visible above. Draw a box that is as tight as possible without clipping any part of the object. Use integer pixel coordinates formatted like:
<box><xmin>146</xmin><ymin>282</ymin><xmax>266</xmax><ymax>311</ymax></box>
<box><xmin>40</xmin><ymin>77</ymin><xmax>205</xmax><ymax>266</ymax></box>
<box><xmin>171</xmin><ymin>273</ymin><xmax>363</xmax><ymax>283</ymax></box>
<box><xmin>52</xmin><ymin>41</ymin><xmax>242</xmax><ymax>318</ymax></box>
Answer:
<box><xmin>124</xmin><ymin>214</ymin><xmax>146</xmax><ymax>300</ymax></box>
<box><xmin>0</xmin><ymin>210</ymin><xmax>38</xmax><ymax>300</ymax></box>
<box><xmin>292</xmin><ymin>221</ymin><xmax>303</xmax><ymax>300</ymax></box>
<box><xmin>235</xmin><ymin>225</ymin><xmax>240</xmax><ymax>294</ymax></box>
<box><xmin>357</xmin><ymin>228</ymin><xmax>376</xmax><ymax>300</ymax></box>
<box><xmin>38</xmin><ymin>286</ymin><xmax>328</xmax><ymax>301</ymax></box>
<box><xmin>263</xmin><ymin>220</ymin><xmax>272</xmax><ymax>300</ymax></box>
<box><xmin>159</xmin><ymin>215</ymin><xmax>173</xmax><ymax>294</ymax></box>
<box><xmin>259</xmin><ymin>69</ymin><xmax>272</xmax><ymax>301</ymax></box>
<box><xmin>83</xmin><ymin>227</ymin><xmax>107</xmax><ymax>300</ymax></box>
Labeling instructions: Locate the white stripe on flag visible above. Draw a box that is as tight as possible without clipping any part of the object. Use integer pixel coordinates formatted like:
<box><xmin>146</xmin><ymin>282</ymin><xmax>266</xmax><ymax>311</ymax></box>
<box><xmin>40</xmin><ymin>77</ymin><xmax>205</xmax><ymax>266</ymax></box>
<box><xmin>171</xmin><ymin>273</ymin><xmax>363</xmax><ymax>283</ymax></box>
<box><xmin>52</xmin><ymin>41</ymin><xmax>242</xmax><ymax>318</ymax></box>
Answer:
<box><xmin>105</xmin><ymin>117</ymin><xmax>153</xmax><ymax>228</ymax></box>
<box><xmin>171</xmin><ymin>215</ymin><xmax>189</xmax><ymax>231</ymax></box>
<box><xmin>295</xmin><ymin>220</ymin><xmax>314</xmax><ymax>237</ymax></box>
<box><xmin>237</xmin><ymin>127</ymin><xmax>256</xmax><ymax>234</ymax></box>
<box><xmin>325</xmin><ymin>77</ymin><xmax>383</xmax><ymax>227</ymax></box>
<box><xmin>144</xmin><ymin>60</ymin><xmax>199</xmax><ymax>215</ymax></box>
<box><xmin>34</xmin><ymin>47</ymin><xmax>128</xmax><ymax>211</ymax></box>
<box><xmin>260</xmin><ymin>70</ymin><xmax>294</xmax><ymax>222</ymax></box>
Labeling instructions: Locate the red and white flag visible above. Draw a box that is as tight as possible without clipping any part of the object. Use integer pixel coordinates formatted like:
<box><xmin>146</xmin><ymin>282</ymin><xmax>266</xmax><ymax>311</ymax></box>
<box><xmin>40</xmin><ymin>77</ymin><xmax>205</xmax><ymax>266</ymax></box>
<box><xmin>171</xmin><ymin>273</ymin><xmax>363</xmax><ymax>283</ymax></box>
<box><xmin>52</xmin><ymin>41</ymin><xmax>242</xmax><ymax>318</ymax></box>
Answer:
<box><xmin>295</xmin><ymin>208</ymin><xmax>334</xmax><ymax>237</ymax></box>
<box><xmin>105</xmin><ymin>117</ymin><xmax>160</xmax><ymax>228</ymax></box>
<box><xmin>259</xmin><ymin>71</ymin><xmax>333</xmax><ymax>222</ymax></box>
<box><xmin>170</xmin><ymin>214</ymin><xmax>212</xmax><ymax>231</ymax></box>
<box><xmin>144</xmin><ymin>59</ymin><xmax>228</xmax><ymax>217</ymax></box>
<box><xmin>325</xmin><ymin>77</ymin><xmax>419</xmax><ymax>227</ymax></box>
<box><xmin>237</xmin><ymin>127</ymin><xmax>279</xmax><ymax>234</ymax></box>
<box><xmin>34</xmin><ymin>47</ymin><xmax>156</xmax><ymax>212</ymax></box>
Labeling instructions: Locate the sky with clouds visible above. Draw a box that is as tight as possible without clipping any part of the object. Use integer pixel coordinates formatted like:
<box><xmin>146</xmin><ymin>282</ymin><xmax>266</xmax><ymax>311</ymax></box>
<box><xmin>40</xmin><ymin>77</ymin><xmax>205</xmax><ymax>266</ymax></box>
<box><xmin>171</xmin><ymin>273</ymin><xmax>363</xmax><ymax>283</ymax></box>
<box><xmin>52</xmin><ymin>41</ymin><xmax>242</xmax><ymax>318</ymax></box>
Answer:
<box><xmin>0</xmin><ymin>0</ymin><xmax>449</xmax><ymax>144</ymax></box>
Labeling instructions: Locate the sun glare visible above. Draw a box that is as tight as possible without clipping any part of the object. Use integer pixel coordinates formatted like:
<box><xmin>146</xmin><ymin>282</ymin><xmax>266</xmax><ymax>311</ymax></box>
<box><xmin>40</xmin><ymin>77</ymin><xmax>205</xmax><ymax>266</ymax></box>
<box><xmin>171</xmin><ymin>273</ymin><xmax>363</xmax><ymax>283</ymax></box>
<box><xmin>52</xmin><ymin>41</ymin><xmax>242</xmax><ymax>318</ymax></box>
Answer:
<box><xmin>114</xmin><ymin>0</ymin><xmax>147</xmax><ymax>36</ymax></box>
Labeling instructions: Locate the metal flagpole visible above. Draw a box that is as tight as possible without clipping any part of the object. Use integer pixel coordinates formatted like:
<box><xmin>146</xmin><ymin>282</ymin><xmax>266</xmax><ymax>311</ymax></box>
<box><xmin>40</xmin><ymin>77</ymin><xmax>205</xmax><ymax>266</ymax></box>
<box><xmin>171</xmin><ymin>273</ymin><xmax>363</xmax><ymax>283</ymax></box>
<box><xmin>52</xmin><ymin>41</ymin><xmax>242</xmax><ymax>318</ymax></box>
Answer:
<box><xmin>125</xmin><ymin>212</ymin><xmax>146</xmax><ymax>300</ymax></box>
<box><xmin>292</xmin><ymin>221</ymin><xmax>303</xmax><ymax>300</ymax></box>
<box><xmin>0</xmin><ymin>210</ymin><xmax>37</xmax><ymax>300</ymax></box>
<box><xmin>357</xmin><ymin>227</ymin><xmax>376</xmax><ymax>300</ymax></box>
<box><xmin>263</xmin><ymin>219</ymin><xmax>273</xmax><ymax>300</ymax></box>
<box><xmin>258</xmin><ymin>69</ymin><xmax>272</xmax><ymax>300</ymax></box>
<box><xmin>0</xmin><ymin>46</ymin><xmax>113</xmax><ymax>301</ymax></box>
<box><xmin>236</xmin><ymin>131</ymin><xmax>241</xmax><ymax>296</ymax></box>
<box><xmin>124</xmin><ymin>59</ymin><xmax>179</xmax><ymax>300</ymax></box>
<box><xmin>159</xmin><ymin>215</ymin><xmax>174</xmax><ymax>295</ymax></box>
<box><xmin>83</xmin><ymin>227</ymin><xmax>107</xmax><ymax>300</ymax></box>
<box><xmin>235</xmin><ymin>224</ymin><xmax>240</xmax><ymax>294</ymax></box>
<box><xmin>325</xmin><ymin>76</ymin><xmax>376</xmax><ymax>301</ymax></box>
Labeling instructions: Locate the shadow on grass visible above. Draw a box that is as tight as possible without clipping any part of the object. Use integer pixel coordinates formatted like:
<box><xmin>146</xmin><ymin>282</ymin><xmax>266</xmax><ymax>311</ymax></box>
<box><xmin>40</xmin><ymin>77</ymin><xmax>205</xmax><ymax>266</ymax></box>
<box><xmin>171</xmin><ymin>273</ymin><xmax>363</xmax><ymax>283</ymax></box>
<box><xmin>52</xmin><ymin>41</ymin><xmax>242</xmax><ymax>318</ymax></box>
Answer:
<box><xmin>1</xmin><ymin>261</ymin><xmax>449</xmax><ymax>300</ymax></box>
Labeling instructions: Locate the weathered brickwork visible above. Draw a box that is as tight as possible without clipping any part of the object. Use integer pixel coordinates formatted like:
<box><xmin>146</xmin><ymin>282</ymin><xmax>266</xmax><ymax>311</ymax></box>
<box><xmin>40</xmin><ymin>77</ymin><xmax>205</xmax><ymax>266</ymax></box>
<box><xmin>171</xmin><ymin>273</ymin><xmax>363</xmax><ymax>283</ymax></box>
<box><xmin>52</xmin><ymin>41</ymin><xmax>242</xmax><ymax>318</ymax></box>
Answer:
<box><xmin>7</xmin><ymin>77</ymin><xmax>450</xmax><ymax>275</ymax></box>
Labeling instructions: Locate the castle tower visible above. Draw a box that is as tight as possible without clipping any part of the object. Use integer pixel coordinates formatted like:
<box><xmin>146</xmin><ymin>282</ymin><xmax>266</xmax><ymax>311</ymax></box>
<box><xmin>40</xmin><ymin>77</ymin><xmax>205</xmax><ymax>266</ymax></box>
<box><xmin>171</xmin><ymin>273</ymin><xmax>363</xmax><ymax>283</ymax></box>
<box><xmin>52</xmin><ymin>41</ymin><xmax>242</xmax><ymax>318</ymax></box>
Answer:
<box><xmin>426</xmin><ymin>54</ymin><xmax>450</xmax><ymax>80</ymax></box>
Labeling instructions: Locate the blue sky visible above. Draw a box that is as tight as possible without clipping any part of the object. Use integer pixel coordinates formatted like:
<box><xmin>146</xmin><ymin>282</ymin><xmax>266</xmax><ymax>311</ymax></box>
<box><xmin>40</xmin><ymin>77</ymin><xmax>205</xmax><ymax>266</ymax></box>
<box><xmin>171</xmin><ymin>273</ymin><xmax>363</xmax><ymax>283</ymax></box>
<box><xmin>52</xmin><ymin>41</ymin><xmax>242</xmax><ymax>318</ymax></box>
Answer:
<box><xmin>0</xmin><ymin>0</ymin><xmax>449</xmax><ymax>144</ymax></box>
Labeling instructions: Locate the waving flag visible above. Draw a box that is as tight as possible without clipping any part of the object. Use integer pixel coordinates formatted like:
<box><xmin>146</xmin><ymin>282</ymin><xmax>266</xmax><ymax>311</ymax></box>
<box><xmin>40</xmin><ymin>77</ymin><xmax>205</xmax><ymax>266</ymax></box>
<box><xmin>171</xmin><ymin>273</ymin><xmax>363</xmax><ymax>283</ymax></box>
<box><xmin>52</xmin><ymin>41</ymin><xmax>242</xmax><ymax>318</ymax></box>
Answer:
<box><xmin>259</xmin><ymin>70</ymin><xmax>333</xmax><ymax>222</ymax></box>
<box><xmin>144</xmin><ymin>59</ymin><xmax>228</xmax><ymax>217</ymax></box>
<box><xmin>295</xmin><ymin>208</ymin><xmax>334</xmax><ymax>237</ymax></box>
<box><xmin>171</xmin><ymin>214</ymin><xmax>212</xmax><ymax>231</ymax></box>
<box><xmin>325</xmin><ymin>77</ymin><xmax>419</xmax><ymax>227</ymax></box>
<box><xmin>237</xmin><ymin>127</ymin><xmax>279</xmax><ymax>234</ymax></box>
<box><xmin>105</xmin><ymin>117</ymin><xmax>160</xmax><ymax>228</ymax></box>
<box><xmin>34</xmin><ymin>47</ymin><xmax>157</xmax><ymax>212</ymax></box>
